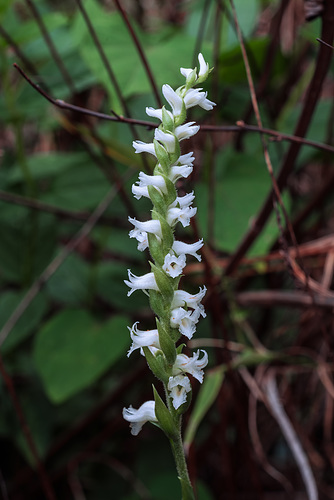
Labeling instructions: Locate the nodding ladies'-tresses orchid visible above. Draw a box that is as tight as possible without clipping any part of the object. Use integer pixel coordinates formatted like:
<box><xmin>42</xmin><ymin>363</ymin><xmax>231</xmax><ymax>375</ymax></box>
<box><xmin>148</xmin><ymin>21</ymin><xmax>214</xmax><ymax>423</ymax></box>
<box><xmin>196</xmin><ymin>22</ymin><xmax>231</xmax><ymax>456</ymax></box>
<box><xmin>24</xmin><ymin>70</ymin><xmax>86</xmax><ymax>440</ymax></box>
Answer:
<box><xmin>123</xmin><ymin>53</ymin><xmax>215</xmax><ymax>499</ymax></box>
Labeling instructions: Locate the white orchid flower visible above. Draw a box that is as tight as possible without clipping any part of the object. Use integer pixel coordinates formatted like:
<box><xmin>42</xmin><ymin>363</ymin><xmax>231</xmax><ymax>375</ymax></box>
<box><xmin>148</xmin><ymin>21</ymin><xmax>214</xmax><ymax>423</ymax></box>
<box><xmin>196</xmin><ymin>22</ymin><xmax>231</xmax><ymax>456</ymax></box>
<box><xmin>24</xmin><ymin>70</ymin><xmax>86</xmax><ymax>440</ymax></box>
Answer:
<box><xmin>123</xmin><ymin>401</ymin><xmax>157</xmax><ymax>435</ymax></box>
<box><xmin>124</xmin><ymin>270</ymin><xmax>159</xmax><ymax>297</ymax></box>
<box><xmin>172</xmin><ymin>350</ymin><xmax>208</xmax><ymax>383</ymax></box>
<box><xmin>183</xmin><ymin>88</ymin><xmax>216</xmax><ymax>111</ymax></box>
<box><xmin>162</xmin><ymin>253</ymin><xmax>186</xmax><ymax>278</ymax></box>
<box><xmin>175</xmin><ymin>122</ymin><xmax>200</xmax><ymax>141</ymax></box>
<box><xmin>168</xmin><ymin>375</ymin><xmax>191</xmax><ymax>409</ymax></box>
<box><xmin>162</xmin><ymin>84</ymin><xmax>183</xmax><ymax>117</ymax></box>
<box><xmin>167</xmin><ymin>205</ymin><xmax>197</xmax><ymax>227</ymax></box>
<box><xmin>170</xmin><ymin>307</ymin><xmax>200</xmax><ymax>339</ymax></box>
<box><xmin>172</xmin><ymin>286</ymin><xmax>207</xmax><ymax>312</ymax></box>
<box><xmin>127</xmin><ymin>322</ymin><xmax>160</xmax><ymax>357</ymax></box>
<box><xmin>154</xmin><ymin>129</ymin><xmax>176</xmax><ymax>153</ymax></box>
<box><xmin>133</xmin><ymin>140</ymin><xmax>156</xmax><ymax>156</ymax></box>
<box><xmin>172</xmin><ymin>239</ymin><xmax>204</xmax><ymax>261</ymax></box>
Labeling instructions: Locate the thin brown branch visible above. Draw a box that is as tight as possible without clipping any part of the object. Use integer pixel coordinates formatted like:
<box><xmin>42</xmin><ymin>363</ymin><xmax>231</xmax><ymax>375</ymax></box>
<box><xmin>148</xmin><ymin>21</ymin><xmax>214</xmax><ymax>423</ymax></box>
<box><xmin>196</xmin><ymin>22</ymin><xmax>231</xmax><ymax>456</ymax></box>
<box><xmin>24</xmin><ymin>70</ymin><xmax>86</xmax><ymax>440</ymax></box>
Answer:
<box><xmin>24</xmin><ymin>0</ymin><xmax>76</xmax><ymax>94</ymax></box>
<box><xmin>13</xmin><ymin>63</ymin><xmax>334</xmax><ymax>155</ymax></box>
<box><xmin>113</xmin><ymin>0</ymin><xmax>161</xmax><ymax>107</ymax></box>
<box><xmin>236</xmin><ymin>290</ymin><xmax>334</xmax><ymax>309</ymax></box>
<box><xmin>0</xmin><ymin>189</ymin><xmax>117</xmax><ymax>225</ymax></box>
<box><xmin>0</xmin><ymin>355</ymin><xmax>56</xmax><ymax>500</ymax></box>
<box><xmin>229</xmin><ymin>0</ymin><xmax>306</xmax><ymax>293</ymax></box>
<box><xmin>74</xmin><ymin>0</ymin><xmax>133</xmax><ymax>119</ymax></box>
<box><xmin>225</xmin><ymin>0</ymin><xmax>334</xmax><ymax>275</ymax></box>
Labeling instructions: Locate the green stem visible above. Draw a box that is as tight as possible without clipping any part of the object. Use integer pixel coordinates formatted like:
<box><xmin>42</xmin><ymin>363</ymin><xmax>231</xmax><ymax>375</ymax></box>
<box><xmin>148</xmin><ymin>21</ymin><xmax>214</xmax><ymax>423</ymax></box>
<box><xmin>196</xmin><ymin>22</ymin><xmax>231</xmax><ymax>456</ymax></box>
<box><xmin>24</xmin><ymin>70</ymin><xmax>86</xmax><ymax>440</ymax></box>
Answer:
<box><xmin>170</xmin><ymin>431</ymin><xmax>195</xmax><ymax>500</ymax></box>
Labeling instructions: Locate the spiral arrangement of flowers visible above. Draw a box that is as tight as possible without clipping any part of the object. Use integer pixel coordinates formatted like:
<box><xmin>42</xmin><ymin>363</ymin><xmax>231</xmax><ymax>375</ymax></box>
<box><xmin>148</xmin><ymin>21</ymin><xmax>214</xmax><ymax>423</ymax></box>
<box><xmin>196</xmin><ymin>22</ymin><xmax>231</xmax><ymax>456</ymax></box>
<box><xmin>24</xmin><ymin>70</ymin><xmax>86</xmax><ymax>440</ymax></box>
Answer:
<box><xmin>122</xmin><ymin>54</ymin><xmax>215</xmax><ymax>497</ymax></box>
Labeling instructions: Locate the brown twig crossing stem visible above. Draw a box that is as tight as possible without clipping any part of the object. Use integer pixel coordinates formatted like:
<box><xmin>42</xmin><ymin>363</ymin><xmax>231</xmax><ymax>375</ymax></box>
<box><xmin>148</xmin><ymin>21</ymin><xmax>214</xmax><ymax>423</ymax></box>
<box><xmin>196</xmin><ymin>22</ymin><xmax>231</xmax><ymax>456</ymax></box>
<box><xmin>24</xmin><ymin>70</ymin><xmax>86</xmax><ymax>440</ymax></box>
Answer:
<box><xmin>12</xmin><ymin>63</ymin><xmax>334</xmax><ymax>155</ymax></box>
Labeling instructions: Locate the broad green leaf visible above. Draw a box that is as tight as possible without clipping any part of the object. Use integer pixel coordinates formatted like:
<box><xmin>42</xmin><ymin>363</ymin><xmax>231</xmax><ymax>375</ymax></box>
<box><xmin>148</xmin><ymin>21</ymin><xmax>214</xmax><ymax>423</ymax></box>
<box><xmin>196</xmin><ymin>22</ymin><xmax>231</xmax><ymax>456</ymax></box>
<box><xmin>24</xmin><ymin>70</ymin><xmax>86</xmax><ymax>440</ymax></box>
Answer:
<box><xmin>7</xmin><ymin>151</ymin><xmax>90</xmax><ymax>184</ymax></box>
<box><xmin>46</xmin><ymin>253</ymin><xmax>90</xmax><ymax>306</ymax></box>
<box><xmin>1</xmin><ymin>290</ymin><xmax>48</xmax><ymax>353</ymax></box>
<box><xmin>34</xmin><ymin>310</ymin><xmax>129</xmax><ymax>403</ymax></box>
<box><xmin>184</xmin><ymin>366</ymin><xmax>225</xmax><ymax>449</ymax></box>
<box><xmin>96</xmin><ymin>262</ymin><xmax>148</xmax><ymax>312</ymax></box>
<box><xmin>0</xmin><ymin>206</ymin><xmax>56</xmax><ymax>284</ymax></box>
<box><xmin>196</xmin><ymin>147</ymin><xmax>291</xmax><ymax>256</ymax></box>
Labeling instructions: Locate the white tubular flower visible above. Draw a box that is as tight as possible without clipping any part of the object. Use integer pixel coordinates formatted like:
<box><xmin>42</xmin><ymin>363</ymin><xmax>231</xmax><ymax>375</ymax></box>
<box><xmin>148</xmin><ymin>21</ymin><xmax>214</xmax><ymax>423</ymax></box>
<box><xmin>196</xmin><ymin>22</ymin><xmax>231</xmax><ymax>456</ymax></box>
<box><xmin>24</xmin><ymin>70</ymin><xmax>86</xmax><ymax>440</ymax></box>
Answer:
<box><xmin>127</xmin><ymin>322</ymin><xmax>160</xmax><ymax>357</ymax></box>
<box><xmin>162</xmin><ymin>84</ymin><xmax>183</xmax><ymax>117</ymax></box>
<box><xmin>180</xmin><ymin>66</ymin><xmax>193</xmax><ymax>79</ymax></box>
<box><xmin>129</xmin><ymin>218</ymin><xmax>162</xmax><ymax>252</ymax></box>
<box><xmin>133</xmin><ymin>140</ymin><xmax>156</xmax><ymax>156</ymax></box>
<box><xmin>167</xmin><ymin>205</ymin><xmax>197</xmax><ymax>228</ymax></box>
<box><xmin>123</xmin><ymin>400</ymin><xmax>157</xmax><ymax>436</ymax></box>
<box><xmin>129</xmin><ymin>218</ymin><xmax>162</xmax><ymax>238</ymax></box>
<box><xmin>173</xmin><ymin>350</ymin><xmax>208</xmax><ymax>383</ymax></box>
<box><xmin>132</xmin><ymin>173</ymin><xmax>167</xmax><ymax>200</ymax></box>
<box><xmin>154</xmin><ymin>129</ymin><xmax>176</xmax><ymax>153</ymax></box>
<box><xmin>183</xmin><ymin>88</ymin><xmax>216</xmax><ymax>111</ymax></box>
<box><xmin>173</xmin><ymin>192</ymin><xmax>195</xmax><ymax>209</ymax></box>
<box><xmin>162</xmin><ymin>253</ymin><xmax>186</xmax><ymax>278</ymax></box>
<box><xmin>176</xmin><ymin>152</ymin><xmax>195</xmax><ymax>167</ymax></box>
<box><xmin>169</xmin><ymin>165</ymin><xmax>193</xmax><ymax>182</ymax></box>
<box><xmin>175</xmin><ymin>122</ymin><xmax>200</xmax><ymax>141</ymax></box>
<box><xmin>172</xmin><ymin>239</ymin><xmax>204</xmax><ymax>261</ymax></box>
<box><xmin>198</xmin><ymin>53</ymin><xmax>210</xmax><ymax>78</ymax></box>
<box><xmin>168</xmin><ymin>375</ymin><xmax>191</xmax><ymax>410</ymax></box>
<box><xmin>172</xmin><ymin>286</ymin><xmax>207</xmax><ymax>313</ymax></box>
<box><xmin>125</xmin><ymin>270</ymin><xmax>159</xmax><ymax>297</ymax></box>
<box><xmin>170</xmin><ymin>307</ymin><xmax>200</xmax><ymax>339</ymax></box>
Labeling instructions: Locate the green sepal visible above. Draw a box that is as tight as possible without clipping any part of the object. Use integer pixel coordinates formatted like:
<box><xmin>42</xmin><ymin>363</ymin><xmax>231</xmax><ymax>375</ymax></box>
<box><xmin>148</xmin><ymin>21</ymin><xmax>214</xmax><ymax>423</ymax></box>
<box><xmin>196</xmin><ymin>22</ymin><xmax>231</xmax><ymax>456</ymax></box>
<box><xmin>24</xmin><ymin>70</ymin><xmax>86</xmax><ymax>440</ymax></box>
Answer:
<box><xmin>147</xmin><ymin>232</ymin><xmax>164</xmax><ymax>266</ymax></box>
<box><xmin>150</xmin><ymin>216</ymin><xmax>173</xmax><ymax>256</ymax></box>
<box><xmin>184</xmin><ymin>68</ymin><xmax>197</xmax><ymax>90</ymax></box>
<box><xmin>163</xmin><ymin>175</ymin><xmax>177</xmax><ymax>205</ymax></box>
<box><xmin>176</xmin><ymin>388</ymin><xmax>192</xmax><ymax>416</ymax></box>
<box><xmin>151</xmin><ymin>263</ymin><xmax>174</xmax><ymax>304</ymax></box>
<box><xmin>154</xmin><ymin>139</ymin><xmax>169</xmax><ymax>169</ymax></box>
<box><xmin>151</xmin><ymin>210</ymin><xmax>174</xmax><ymax>251</ymax></box>
<box><xmin>149</xmin><ymin>289</ymin><xmax>165</xmax><ymax>318</ymax></box>
<box><xmin>143</xmin><ymin>347</ymin><xmax>168</xmax><ymax>384</ymax></box>
<box><xmin>148</xmin><ymin>185</ymin><xmax>166</xmax><ymax>215</ymax></box>
<box><xmin>179</xmin><ymin>477</ymin><xmax>195</xmax><ymax>500</ymax></box>
<box><xmin>197</xmin><ymin>67</ymin><xmax>213</xmax><ymax>85</ymax></box>
<box><xmin>174</xmin><ymin>94</ymin><xmax>186</xmax><ymax>127</ymax></box>
<box><xmin>156</xmin><ymin>318</ymin><xmax>176</xmax><ymax>365</ymax></box>
<box><xmin>162</xmin><ymin>106</ymin><xmax>175</xmax><ymax>132</ymax></box>
<box><xmin>153</xmin><ymin>385</ymin><xmax>177</xmax><ymax>439</ymax></box>
<box><xmin>176</xmin><ymin>343</ymin><xmax>186</xmax><ymax>355</ymax></box>
<box><xmin>169</xmin><ymin>139</ymin><xmax>181</xmax><ymax>165</ymax></box>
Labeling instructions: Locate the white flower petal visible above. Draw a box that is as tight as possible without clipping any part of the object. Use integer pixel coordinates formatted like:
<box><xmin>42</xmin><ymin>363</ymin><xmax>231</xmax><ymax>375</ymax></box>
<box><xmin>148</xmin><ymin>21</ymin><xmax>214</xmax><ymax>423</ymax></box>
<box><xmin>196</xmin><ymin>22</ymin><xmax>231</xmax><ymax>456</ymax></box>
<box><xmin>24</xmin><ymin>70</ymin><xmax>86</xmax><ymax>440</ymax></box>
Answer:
<box><xmin>162</xmin><ymin>253</ymin><xmax>186</xmax><ymax>278</ymax></box>
<box><xmin>127</xmin><ymin>322</ymin><xmax>160</xmax><ymax>357</ymax></box>
<box><xmin>154</xmin><ymin>129</ymin><xmax>176</xmax><ymax>153</ymax></box>
<box><xmin>168</xmin><ymin>375</ymin><xmax>191</xmax><ymax>409</ymax></box>
<box><xmin>132</xmin><ymin>140</ymin><xmax>156</xmax><ymax>156</ymax></box>
<box><xmin>172</xmin><ymin>239</ymin><xmax>204</xmax><ymax>261</ymax></box>
<box><xmin>123</xmin><ymin>400</ymin><xmax>157</xmax><ymax>435</ymax></box>
<box><xmin>170</xmin><ymin>307</ymin><xmax>198</xmax><ymax>339</ymax></box>
<box><xmin>124</xmin><ymin>270</ymin><xmax>159</xmax><ymax>297</ymax></box>
<box><xmin>198</xmin><ymin>53</ymin><xmax>209</xmax><ymax>77</ymax></box>
<box><xmin>162</xmin><ymin>84</ymin><xmax>183</xmax><ymax>117</ymax></box>
<box><xmin>173</xmin><ymin>350</ymin><xmax>208</xmax><ymax>383</ymax></box>
<box><xmin>175</xmin><ymin>122</ymin><xmax>200</xmax><ymax>141</ymax></box>
<box><xmin>167</xmin><ymin>206</ymin><xmax>197</xmax><ymax>227</ymax></box>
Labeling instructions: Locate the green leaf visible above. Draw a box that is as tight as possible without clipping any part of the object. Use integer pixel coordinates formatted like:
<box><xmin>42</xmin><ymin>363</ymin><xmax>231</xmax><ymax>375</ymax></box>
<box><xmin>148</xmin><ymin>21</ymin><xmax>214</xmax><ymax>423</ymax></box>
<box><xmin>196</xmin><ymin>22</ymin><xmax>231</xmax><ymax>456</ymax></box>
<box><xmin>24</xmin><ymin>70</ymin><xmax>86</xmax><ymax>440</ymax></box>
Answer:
<box><xmin>46</xmin><ymin>253</ymin><xmax>90</xmax><ymax>306</ymax></box>
<box><xmin>184</xmin><ymin>366</ymin><xmax>225</xmax><ymax>449</ymax></box>
<box><xmin>33</xmin><ymin>310</ymin><xmax>129</xmax><ymax>403</ymax></box>
<box><xmin>196</xmin><ymin>147</ymin><xmax>291</xmax><ymax>256</ymax></box>
<box><xmin>1</xmin><ymin>290</ymin><xmax>48</xmax><ymax>353</ymax></box>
